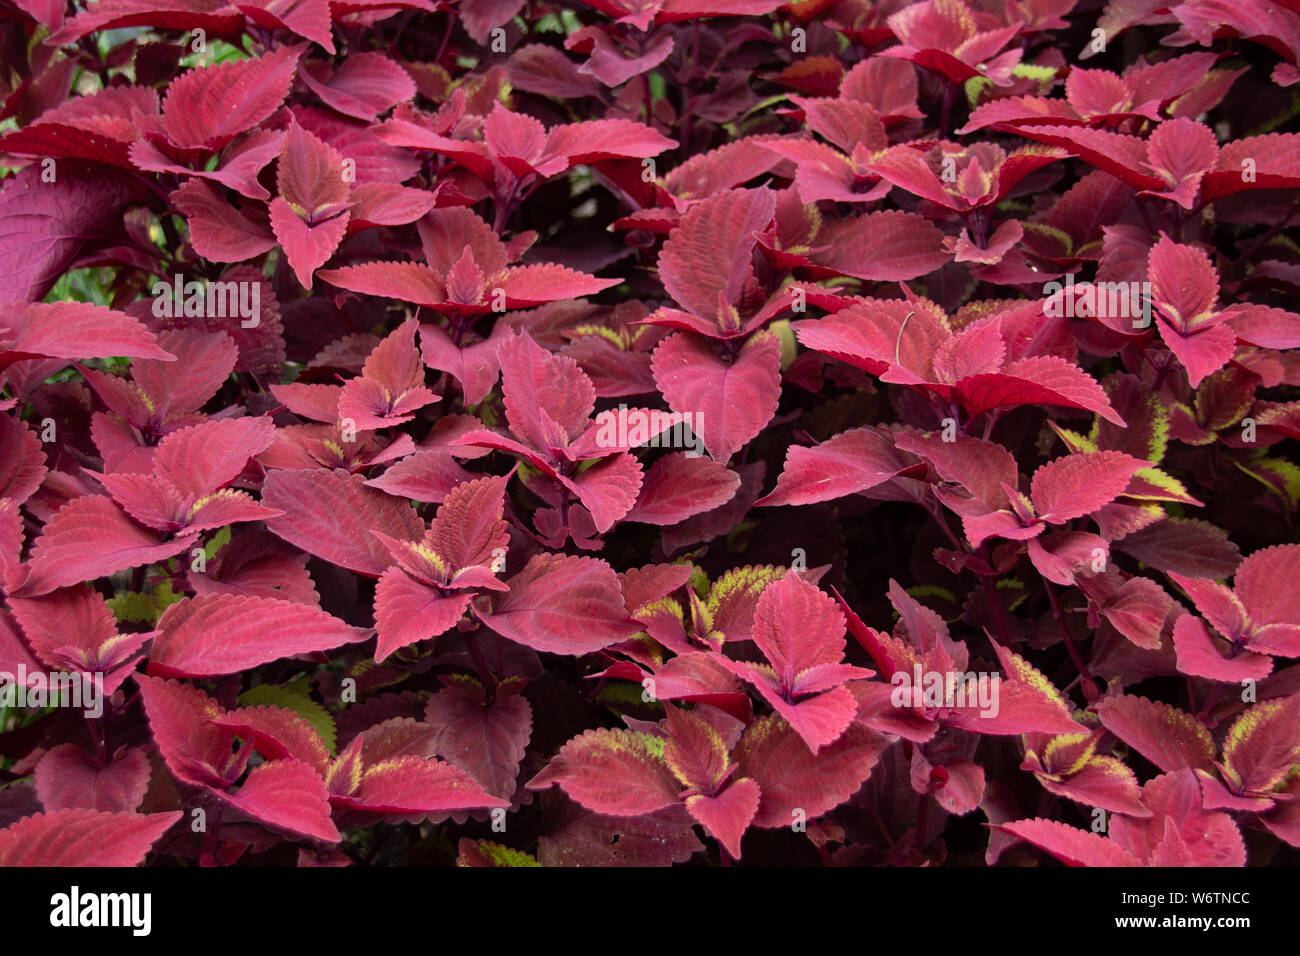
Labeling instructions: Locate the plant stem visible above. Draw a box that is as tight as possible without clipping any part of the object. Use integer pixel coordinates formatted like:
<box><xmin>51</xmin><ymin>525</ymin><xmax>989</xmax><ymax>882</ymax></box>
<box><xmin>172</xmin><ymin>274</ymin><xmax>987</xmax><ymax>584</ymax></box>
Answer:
<box><xmin>1043</xmin><ymin>579</ymin><xmax>1099</xmax><ymax>701</ymax></box>
<box><xmin>939</xmin><ymin>80</ymin><xmax>955</xmax><ymax>138</ymax></box>
<box><xmin>1231</xmin><ymin>196</ymin><xmax>1300</xmax><ymax>272</ymax></box>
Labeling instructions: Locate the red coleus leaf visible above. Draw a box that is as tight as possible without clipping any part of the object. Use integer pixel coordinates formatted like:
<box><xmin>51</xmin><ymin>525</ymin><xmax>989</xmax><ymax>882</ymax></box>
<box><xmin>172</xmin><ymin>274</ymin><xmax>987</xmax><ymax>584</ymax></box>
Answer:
<box><xmin>299</xmin><ymin>54</ymin><xmax>414</xmax><ymax>122</ymax></box>
<box><xmin>662</xmin><ymin>705</ymin><xmax>732</xmax><ymax>794</ymax></box>
<box><xmin>319</xmin><ymin>210</ymin><xmax>617</xmax><ymax>311</ymax></box>
<box><xmin>1026</xmin><ymin>741</ymin><xmax>1150</xmax><ymax>818</ymax></box>
<box><xmin>157</xmin><ymin>45</ymin><xmax>304</xmax><ymax>152</ymax></box>
<box><xmin>1</xmin><ymin>302</ymin><xmax>175</xmax><ymax>371</ymax></box>
<box><xmin>217</xmin><ymin>758</ymin><xmax>340</xmax><ymax>842</ymax></box>
<box><xmin>808</xmin><ymin>210</ymin><xmax>950</xmax><ymax>282</ymax></box>
<box><xmin>91</xmin><ymin>416</ymin><xmax>278</xmax><ymax>536</ymax></box>
<box><xmin>497</xmin><ymin>329</ymin><xmax>596</xmax><ymax>454</ymax></box>
<box><xmin>625</xmin><ymin>453</ymin><xmax>740</xmax><ymax>524</ymax></box>
<box><xmin>652</xmin><ymin>331</ymin><xmax>782</xmax><ymax>462</ymax></box>
<box><xmin>717</xmin><ymin>575</ymin><xmax>874</xmax><ymax>752</ymax></box>
<box><xmin>419</xmin><ymin>321</ymin><xmax>509</xmax><ymax>406</ymax></box>
<box><xmin>0</xmin><ymin>415</ymin><xmax>45</xmax><ymax>506</ymax></box>
<box><xmin>756</xmin><ymin>426</ymin><xmax>921</xmax><ymax>506</ymax></box>
<box><xmin>459</xmin><ymin>0</ymin><xmax>527</xmax><ymax>43</ymax></box>
<box><xmin>0</xmin><ymin>809</ymin><xmax>182</xmax><ymax>866</ymax></box>
<box><xmin>236</xmin><ymin>0</ymin><xmax>335</xmax><ymax>50</ymax></box>
<box><xmin>1029</xmin><ymin>451</ymin><xmax>1148</xmax><ymax>523</ymax></box>
<box><xmin>1231</xmin><ymin>544</ymin><xmax>1300</xmax><ymax>656</ymax></box>
<box><xmin>1218</xmin><ymin>693</ymin><xmax>1300</xmax><ymax>796</ymax></box>
<box><xmin>215</xmin><ymin>705</ymin><xmax>331</xmax><ymax>777</ymax></box>
<box><xmin>656</xmin><ymin>187</ymin><xmax>777</xmax><ymax>333</ymax></box>
<box><xmin>275</xmin><ymin>120</ymin><xmax>353</xmax><ymax>224</ymax></box>
<box><xmin>270</xmin><ymin>121</ymin><xmax>353</xmax><ymax>288</ymax></box>
<box><xmin>475</xmin><ymin>553</ymin><xmax>639</xmax><ymax>655</ymax></box>
<box><xmin>881</xmin><ymin>0</ymin><xmax>1022</xmax><ymax>85</ymax></box>
<box><xmin>337</xmin><ymin>319</ymin><xmax>438</xmax><ymax>429</ymax></box>
<box><xmin>1172</xmin><ymin>613</ymin><xmax>1272</xmax><ymax>683</ymax></box>
<box><xmin>425</xmin><ymin>684</ymin><xmax>533</xmax><ymax>801</ymax></box>
<box><xmin>1111</xmin><ymin>769</ymin><xmax>1248</xmax><ymax>866</ymax></box>
<box><xmin>373</xmin><ymin>571</ymin><xmax>470</xmax><ymax>662</ymax></box>
<box><xmin>526</xmin><ymin>728</ymin><xmax>682</xmax><ymax>815</ymax></box>
<box><xmin>263</xmin><ymin>468</ymin><xmax>425</xmax><ymax>576</ymax></box>
<box><xmin>1008</xmin><ymin>119</ymin><xmax>1221</xmax><ymax>209</ymax></box>
<box><xmin>684</xmin><ymin>778</ymin><xmax>760</xmax><ymax>860</ymax></box>
<box><xmin>734</xmin><ymin>715</ymin><xmax>889</xmax><ymax>828</ymax></box>
<box><xmin>134</xmin><ymin>674</ymin><xmax>241</xmax><ymax>789</ymax></box>
<box><xmin>363</xmin><ymin>450</ymin><xmax>474</xmax><ymax>504</ymax></box>
<box><xmin>993</xmin><ymin>818</ymin><xmax>1144</xmax><ymax>866</ymax></box>
<box><xmin>47</xmin><ymin>0</ymin><xmax>244</xmax><ymax>45</ymax></box>
<box><xmin>1169</xmin><ymin>543</ymin><xmax>1300</xmax><ymax>660</ymax></box>
<box><xmin>1095</xmin><ymin>694</ymin><xmax>1217</xmax><ymax>772</ymax></box>
<box><xmin>334</xmin><ymin>753</ymin><xmax>509</xmax><ymax>817</ymax></box>
<box><xmin>8</xmin><ymin>584</ymin><xmax>152</xmax><ymax>693</ymax></box>
<box><xmin>148</xmin><ymin>593</ymin><xmax>372</xmax><ymax>678</ymax></box>
<box><xmin>794</xmin><ymin>297</ymin><xmax>1123</xmax><ymax>425</ymax></box>
<box><xmin>34</xmin><ymin>744</ymin><xmax>151</xmax><ymax>813</ymax></box>
<box><xmin>19</xmin><ymin>495</ymin><xmax>199</xmax><ymax>597</ymax></box>
<box><xmin>171</xmin><ymin>179</ymin><xmax>277</xmax><ymax>263</ymax></box>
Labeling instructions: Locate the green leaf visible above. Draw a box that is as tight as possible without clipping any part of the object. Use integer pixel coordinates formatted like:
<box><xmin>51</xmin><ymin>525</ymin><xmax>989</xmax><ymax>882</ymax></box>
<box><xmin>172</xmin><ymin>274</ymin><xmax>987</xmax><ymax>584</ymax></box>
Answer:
<box><xmin>458</xmin><ymin>840</ymin><xmax>541</xmax><ymax>867</ymax></box>
<box><xmin>105</xmin><ymin>578</ymin><xmax>184</xmax><ymax>625</ymax></box>
<box><xmin>204</xmin><ymin>525</ymin><xmax>233</xmax><ymax>560</ymax></box>
<box><xmin>1236</xmin><ymin>457</ymin><xmax>1300</xmax><ymax>510</ymax></box>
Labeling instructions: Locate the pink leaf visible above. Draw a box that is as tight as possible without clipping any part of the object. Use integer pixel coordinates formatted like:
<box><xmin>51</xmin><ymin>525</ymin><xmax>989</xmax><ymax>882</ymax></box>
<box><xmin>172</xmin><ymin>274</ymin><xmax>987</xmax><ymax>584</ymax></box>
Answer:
<box><xmin>498</xmin><ymin>330</ymin><xmax>596</xmax><ymax>450</ymax></box>
<box><xmin>626</xmin><ymin>453</ymin><xmax>740</xmax><ymax>524</ymax></box>
<box><xmin>299</xmin><ymin>54</ymin><xmax>413</xmax><ymax>122</ymax></box>
<box><xmin>1096</xmin><ymin>694</ymin><xmax>1216</xmax><ymax>772</ymax></box>
<box><xmin>756</xmin><ymin>427</ymin><xmax>918</xmax><ymax>506</ymax></box>
<box><xmin>476</xmin><ymin>553</ymin><xmax>639</xmax><ymax>655</ymax></box>
<box><xmin>160</xmin><ymin>45</ymin><xmax>303</xmax><ymax>151</ymax></box>
<box><xmin>810</xmin><ymin>210</ymin><xmax>950</xmax><ymax>281</ymax></box>
<box><xmin>134</xmin><ymin>674</ymin><xmax>235</xmax><ymax>789</ymax></box>
<box><xmin>20</xmin><ymin>495</ymin><xmax>198</xmax><ymax>597</ymax></box>
<box><xmin>1172</xmin><ymin>614</ymin><xmax>1272</xmax><ymax>683</ymax></box>
<box><xmin>149</xmin><ymin>593</ymin><xmax>372</xmax><ymax>677</ymax></box>
<box><xmin>685</xmin><ymin>778</ymin><xmax>760</xmax><ymax>859</ymax></box>
<box><xmin>557</xmin><ymin>452</ymin><xmax>643</xmax><ymax>532</ymax></box>
<box><xmin>34</xmin><ymin>744</ymin><xmax>151</xmax><ymax>813</ymax></box>
<box><xmin>341</xmin><ymin>755</ymin><xmax>509</xmax><ymax>816</ymax></box>
<box><xmin>425</xmin><ymin>685</ymin><xmax>533</xmax><ymax>801</ymax></box>
<box><xmin>657</xmin><ymin>187</ymin><xmax>777</xmax><ymax>323</ymax></box>
<box><xmin>11</xmin><ymin>302</ymin><xmax>175</xmax><ymax>363</ymax></box>
<box><xmin>652</xmin><ymin>331</ymin><xmax>782</xmax><ymax>462</ymax></box>
<box><xmin>1030</xmin><ymin>451</ymin><xmax>1147</xmax><ymax>523</ymax></box>
<box><xmin>994</xmin><ymin>818</ymin><xmax>1143</xmax><ymax>866</ymax></box>
<box><xmin>171</xmin><ymin>179</ymin><xmax>277</xmax><ymax>262</ymax></box>
<box><xmin>0</xmin><ymin>809</ymin><xmax>181</xmax><ymax>866</ymax></box>
<box><xmin>216</xmin><ymin>758</ymin><xmax>340</xmax><ymax>842</ymax></box>
<box><xmin>734</xmin><ymin>716</ymin><xmax>888</xmax><ymax>828</ymax></box>
<box><xmin>959</xmin><ymin>356</ymin><xmax>1125</xmax><ymax>426</ymax></box>
<box><xmin>0</xmin><ymin>415</ymin><xmax>46</xmax><ymax>505</ymax></box>
<box><xmin>526</xmin><ymin>728</ymin><xmax>681</xmax><ymax>816</ymax></box>
<box><xmin>373</xmin><ymin>568</ymin><xmax>471</xmax><ymax>662</ymax></box>
<box><xmin>263</xmin><ymin>468</ymin><xmax>424</xmax><ymax>576</ymax></box>
<box><xmin>1110</xmin><ymin>769</ymin><xmax>1246</xmax><ymax>867</ymax></box>
<box><xmin>269</xmin><ymin>199</ymin><xmax>350</xmax><ymax>289</ymax></box>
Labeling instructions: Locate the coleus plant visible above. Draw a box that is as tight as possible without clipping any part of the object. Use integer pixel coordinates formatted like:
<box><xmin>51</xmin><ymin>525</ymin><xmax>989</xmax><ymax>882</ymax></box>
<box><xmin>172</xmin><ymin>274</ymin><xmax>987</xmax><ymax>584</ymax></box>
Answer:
<box><xmin>1</xmin><ymin>0</ymin><xmax>1299</xmax><ymax>870</ymax></box>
